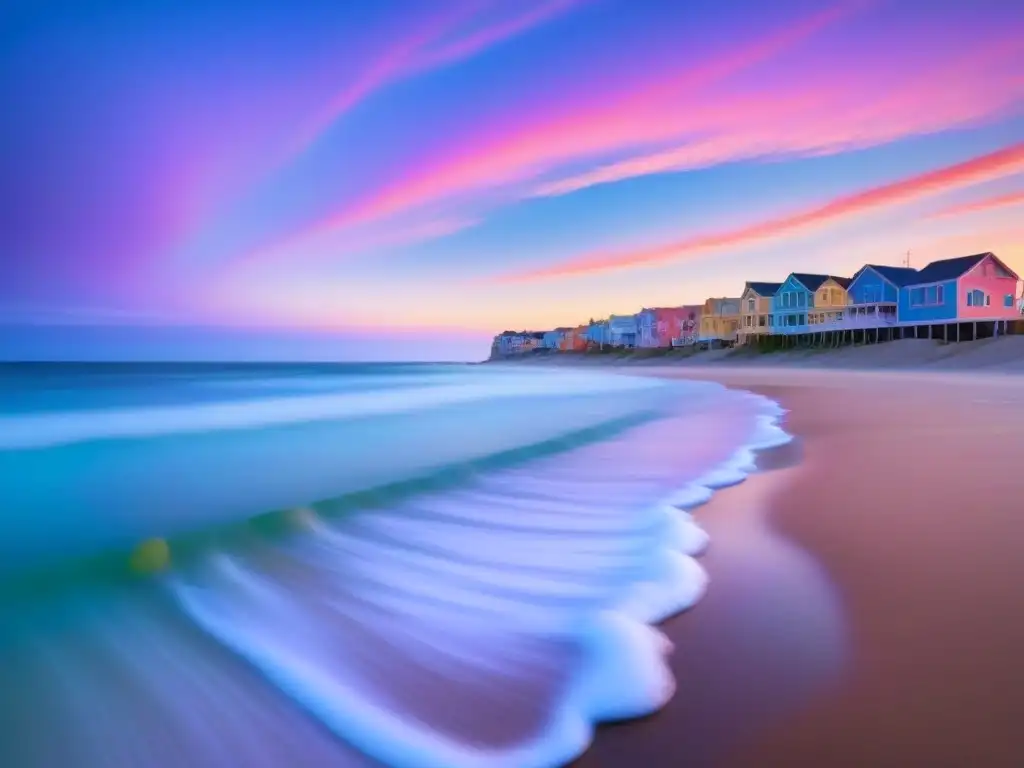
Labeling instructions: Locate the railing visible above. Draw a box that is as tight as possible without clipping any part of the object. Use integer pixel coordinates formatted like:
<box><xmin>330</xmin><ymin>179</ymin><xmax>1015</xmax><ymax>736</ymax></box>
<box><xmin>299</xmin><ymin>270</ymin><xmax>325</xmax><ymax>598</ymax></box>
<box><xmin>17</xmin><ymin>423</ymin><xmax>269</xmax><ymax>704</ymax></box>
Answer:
<box><xmin>771</xmin><ymin>304</ymin><xmax>898</xmax><ymax>334</ymax></box>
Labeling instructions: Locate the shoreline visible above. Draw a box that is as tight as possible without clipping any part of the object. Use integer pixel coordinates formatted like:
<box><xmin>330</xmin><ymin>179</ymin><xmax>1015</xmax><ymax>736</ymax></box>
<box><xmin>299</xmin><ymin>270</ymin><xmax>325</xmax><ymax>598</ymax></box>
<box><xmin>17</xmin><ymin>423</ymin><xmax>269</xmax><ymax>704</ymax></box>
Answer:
<box><xmin>581</xmin><ymin>368</ymin><xmax>1024</xmax><ymax>767</ymax></box>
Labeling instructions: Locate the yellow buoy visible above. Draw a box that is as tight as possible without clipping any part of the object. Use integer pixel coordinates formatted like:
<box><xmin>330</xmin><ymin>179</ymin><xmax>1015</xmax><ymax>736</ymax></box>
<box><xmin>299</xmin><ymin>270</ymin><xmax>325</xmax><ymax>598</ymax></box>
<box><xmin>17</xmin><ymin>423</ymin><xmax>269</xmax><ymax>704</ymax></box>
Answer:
<box><xmin>130</xmin><ymin>537</ymin><xmax>171</xmax><ymax>574</ymax></box>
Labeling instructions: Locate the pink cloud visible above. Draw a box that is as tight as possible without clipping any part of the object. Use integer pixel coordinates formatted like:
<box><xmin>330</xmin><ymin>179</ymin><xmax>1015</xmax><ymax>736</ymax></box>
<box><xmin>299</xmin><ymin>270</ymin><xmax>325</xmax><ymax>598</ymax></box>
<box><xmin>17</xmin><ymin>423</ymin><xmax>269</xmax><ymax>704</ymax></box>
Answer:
<box><xmin>929</xmin><ymin>189</ymin><xmax>1024</xmax><ymax>219</ymax></box>
<box><xmin>415</xmin><ymin>0</ymin><xmax>588</xmax><ymax>71</ymax></box>
<box><xmin>533</xmin><ymin>37</ymin><xmax>1024</xmax><ymax>197</ymax></box>
<box><xmin>221</xmin><ymin>215</ymin><xmax>479</xmax><ymax>279</ymax></box>
<box><xmin>285</xmin><ymin>1</ymin><xmax>590</xmax><ymax>166</ymax></box>
<box><xmin>495</xmin><ymin>142</ymin><xmax>1024</xmax><ymax>282</ymax></box>
<box><xmin>287</xmin><ymin>2</ymin><xmax>863</xmax><ymax>239</ymax></box>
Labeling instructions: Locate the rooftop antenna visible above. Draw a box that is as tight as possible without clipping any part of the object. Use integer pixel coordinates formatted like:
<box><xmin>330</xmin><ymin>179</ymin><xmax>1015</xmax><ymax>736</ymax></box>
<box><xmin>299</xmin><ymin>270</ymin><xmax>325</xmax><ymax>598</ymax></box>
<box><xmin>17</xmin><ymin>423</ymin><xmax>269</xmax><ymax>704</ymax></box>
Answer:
<box><xmin>904</xmin><ymin>250</ymin><xmax>912</xmax><ymax>268</ymax></box>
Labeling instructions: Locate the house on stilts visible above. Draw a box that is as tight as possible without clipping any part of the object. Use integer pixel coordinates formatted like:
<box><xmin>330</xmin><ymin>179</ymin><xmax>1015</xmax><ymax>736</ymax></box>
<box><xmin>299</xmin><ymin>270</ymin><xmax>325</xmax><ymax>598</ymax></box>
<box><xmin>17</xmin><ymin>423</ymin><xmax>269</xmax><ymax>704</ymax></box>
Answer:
<box><xmin>893</xmin><ymin>252</ymin><xmax>1021</xmax><ymax>342</ymax></box>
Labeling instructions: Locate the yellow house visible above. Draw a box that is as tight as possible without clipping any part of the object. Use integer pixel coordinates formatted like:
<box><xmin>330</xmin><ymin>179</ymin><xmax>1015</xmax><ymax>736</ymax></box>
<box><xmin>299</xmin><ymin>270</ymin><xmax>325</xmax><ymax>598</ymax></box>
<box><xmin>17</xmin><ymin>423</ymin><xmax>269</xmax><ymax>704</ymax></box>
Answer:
<box><xmin>738</xmin><ymin>282</ymin><xmax>782</xmax><ymax>344</ymax></box>
<box><xmin>807</xmin><ymin>276</ymin><xmax>852</xmax><ymax>329</ymax></box>
<box><xmin>698</xmin><ymin>297</ymin><xmax>742</xmax><ymax>347</ymax></box>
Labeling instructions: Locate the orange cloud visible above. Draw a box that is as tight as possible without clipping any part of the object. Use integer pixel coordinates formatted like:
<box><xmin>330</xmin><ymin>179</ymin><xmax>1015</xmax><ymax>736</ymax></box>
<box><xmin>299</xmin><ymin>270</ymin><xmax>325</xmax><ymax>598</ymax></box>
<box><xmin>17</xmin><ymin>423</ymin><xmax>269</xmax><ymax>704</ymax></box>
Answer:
<box><xmin>497</xmin><ymin>141</ymin><xmax>1024</xmax><ymax>282</ymax></box>
<box><xmin>929</xmin><ymin>189</ymin><xmax>1024</xmax><ymax>219</ymax></box>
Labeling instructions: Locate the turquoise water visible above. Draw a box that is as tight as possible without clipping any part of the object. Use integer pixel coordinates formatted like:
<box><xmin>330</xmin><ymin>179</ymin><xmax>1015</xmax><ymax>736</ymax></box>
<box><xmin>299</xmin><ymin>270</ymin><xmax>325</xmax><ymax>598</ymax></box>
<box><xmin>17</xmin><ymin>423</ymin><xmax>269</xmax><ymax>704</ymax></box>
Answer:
<box><xmin>0</xmin><ymin>363</ymin><xmax>790</xmax><ymax>767</ymax></box>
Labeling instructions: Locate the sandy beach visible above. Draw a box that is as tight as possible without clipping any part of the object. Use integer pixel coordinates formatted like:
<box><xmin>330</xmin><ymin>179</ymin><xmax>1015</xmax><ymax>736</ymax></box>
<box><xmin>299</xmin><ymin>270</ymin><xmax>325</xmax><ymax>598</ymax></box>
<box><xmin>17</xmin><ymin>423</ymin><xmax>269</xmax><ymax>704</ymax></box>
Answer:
<box><xmin>577</xmin><ymin>366</ymin><xmax>1024</xmax><ymax>767</ymax></box>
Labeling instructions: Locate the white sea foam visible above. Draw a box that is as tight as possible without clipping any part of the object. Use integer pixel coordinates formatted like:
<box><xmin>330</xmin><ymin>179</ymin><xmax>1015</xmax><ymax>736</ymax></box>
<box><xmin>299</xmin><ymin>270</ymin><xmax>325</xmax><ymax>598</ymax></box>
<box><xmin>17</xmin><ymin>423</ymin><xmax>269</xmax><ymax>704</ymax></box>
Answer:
<box><xmin>0</xmin><ymin>369</ymin><xmax>670</xmax><ymax>449</ymax></box>
<box><xmin>166</xmin><ymin>381</ymin><xmax>793</xmax><ymax>768</ymax></box>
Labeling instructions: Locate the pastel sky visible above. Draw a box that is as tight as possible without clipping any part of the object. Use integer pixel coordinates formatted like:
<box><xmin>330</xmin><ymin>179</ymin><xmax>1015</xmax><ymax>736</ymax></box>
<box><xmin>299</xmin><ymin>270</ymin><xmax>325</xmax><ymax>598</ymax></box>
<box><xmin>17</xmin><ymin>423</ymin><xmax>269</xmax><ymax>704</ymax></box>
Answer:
<box><xmin>2</xmin><ymin>0</ymin><xmax>1023</xmax><ymax>361</ymax></box>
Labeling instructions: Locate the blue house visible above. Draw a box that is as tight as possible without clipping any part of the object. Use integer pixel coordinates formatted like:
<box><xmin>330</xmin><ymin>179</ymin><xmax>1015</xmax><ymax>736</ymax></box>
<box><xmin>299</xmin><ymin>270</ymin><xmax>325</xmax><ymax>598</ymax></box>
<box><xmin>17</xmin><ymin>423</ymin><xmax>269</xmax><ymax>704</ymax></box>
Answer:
<box><xmin>895</xmin><ymin>254</ymin><xmax>980</xmax><ymax>324</ymax></box>
<box><xmin>897</xmin><ymin>252</ymin><xmax>1021</xmax><ymax>330</ymax></box>
<box><xmin>845</xmin><ymin>264</ymin><xmax>919</xmax><ymax>328</ymax></box>
<box><xmin>542</xmin><ymin>328</ymin><xmax>569</xmax><ymax>349</ymax></box>
<box><xmin>770</xmin><ymin>273</ymin><xmax>851</xmax><ymax>334</ymax></box>
<box><xmin>586</xmin><ymin>320</ymin><xmax>611</xmax><ymax>347</ymax></box>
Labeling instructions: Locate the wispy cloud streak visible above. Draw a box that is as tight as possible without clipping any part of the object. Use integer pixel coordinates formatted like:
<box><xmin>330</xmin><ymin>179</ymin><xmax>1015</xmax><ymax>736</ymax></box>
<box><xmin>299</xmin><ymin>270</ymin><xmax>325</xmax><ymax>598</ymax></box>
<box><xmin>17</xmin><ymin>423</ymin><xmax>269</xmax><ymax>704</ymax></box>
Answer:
<box><xmin>287</xmin><ymin>0</ymin><xmax>588</xmax><ymax>162</ymax></box>
<box><xmin>533</xmin><ymin>43</ymin><xmax>1024</xmax><ymax>197</ymax></box>
<box><xmin>929</xmin><ymin>189</ymin><xmax>1024</xmax><ymax>219</ymax></box>
<box><xmin>285</xmin><ymin>2</ymin><xmax>862</xmax><ymax>240</ymax></box>
<box><xmin>496</xmin><ymin>142</ymin><xmax>1024</xmax><ymax>282</ymax></box>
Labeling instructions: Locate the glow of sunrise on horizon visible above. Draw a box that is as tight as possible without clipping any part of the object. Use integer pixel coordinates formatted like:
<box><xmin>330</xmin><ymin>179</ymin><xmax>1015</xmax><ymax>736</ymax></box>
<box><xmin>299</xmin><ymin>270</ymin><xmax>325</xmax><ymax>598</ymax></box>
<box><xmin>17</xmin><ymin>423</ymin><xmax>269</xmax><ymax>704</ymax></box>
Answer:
<box><xmin>2</xmin><ymin>0</ymin><xmax>1023</xmax><ymax>359</ymax></box>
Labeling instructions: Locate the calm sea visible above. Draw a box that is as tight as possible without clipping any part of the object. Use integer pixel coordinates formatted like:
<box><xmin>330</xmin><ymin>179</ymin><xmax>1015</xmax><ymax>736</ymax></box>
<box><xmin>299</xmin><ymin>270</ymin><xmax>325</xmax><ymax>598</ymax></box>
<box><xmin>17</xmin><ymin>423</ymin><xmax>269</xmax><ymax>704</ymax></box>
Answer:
<box><xmin>0</xmin><ymin>362</ymin><xmax>790</xmax><ymax>768</ymax></box>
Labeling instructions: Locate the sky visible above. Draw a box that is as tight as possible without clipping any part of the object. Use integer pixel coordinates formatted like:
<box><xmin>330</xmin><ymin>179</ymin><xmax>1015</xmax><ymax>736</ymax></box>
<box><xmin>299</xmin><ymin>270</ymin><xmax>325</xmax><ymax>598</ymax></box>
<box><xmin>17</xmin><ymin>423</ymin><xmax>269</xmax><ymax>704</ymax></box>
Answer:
<box><xmin>2</xmin><ymin>0</ymin><xmax>1023</xmax><ymax>361</ymax></box>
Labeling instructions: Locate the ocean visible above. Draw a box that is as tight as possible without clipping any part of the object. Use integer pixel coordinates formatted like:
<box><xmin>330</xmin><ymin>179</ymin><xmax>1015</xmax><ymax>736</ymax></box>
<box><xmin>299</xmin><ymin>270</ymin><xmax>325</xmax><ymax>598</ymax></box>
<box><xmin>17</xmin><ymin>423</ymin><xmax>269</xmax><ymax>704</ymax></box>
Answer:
<box><xmin>0</xmin><ymin>362</ymin><xmax>791</xmax><ymax>768</ymax></box>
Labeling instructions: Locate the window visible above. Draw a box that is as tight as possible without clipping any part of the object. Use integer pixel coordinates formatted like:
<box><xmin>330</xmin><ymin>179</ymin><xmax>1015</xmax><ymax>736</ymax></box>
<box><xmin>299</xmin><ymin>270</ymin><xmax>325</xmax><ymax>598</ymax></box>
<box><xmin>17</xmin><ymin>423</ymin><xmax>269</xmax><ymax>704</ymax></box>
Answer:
<box><xmin>910</xmin><ymin>284</ymin><xmax>945</xmax><ymax>307</ymax></box>
<box><xmin>759</xmin><ymin>316</ymin><xmax>766</xmax><ymax>327</ymax></box>
<box><xmin>747</xmin><ymin>298</ymin><xmax>755</xmax><ymax>312</ymax></box>
<box><xmin>797</xmin><ymin>292</ymin><xmax>806</xmax><ymax>307</ymax></box>
<box><xmin>744</xmin><ymin>316</ymin><xmax>752</xmax><ymax>327</ymax></box>
<box><xmin>966</xmin><ymin>289</ymin><xmax>987</xmax><ymax>307</ymax></box>
<box><xmin>768</xmin><ymin>315</ymin><xmax>774</xmax><ymax>327</ymax></box>
<box><xmin>1006</xmin><ymin>295</ymin><xmax>1014</xmax><ymax>308</ymax></box>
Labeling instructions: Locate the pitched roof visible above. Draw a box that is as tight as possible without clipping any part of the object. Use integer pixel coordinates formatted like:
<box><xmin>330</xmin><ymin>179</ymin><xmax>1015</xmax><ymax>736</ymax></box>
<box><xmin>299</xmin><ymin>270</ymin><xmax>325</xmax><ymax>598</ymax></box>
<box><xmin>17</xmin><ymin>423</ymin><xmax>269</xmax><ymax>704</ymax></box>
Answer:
<box><xmin>789</xmin><ymin>273</ymin><xmax>851</xmax><ymax>291</ymax></box>
<box><xmin>909</xmin><ymin>253</ymin><xmax>990</xmax><ymax>284</ymax></box>
<box><xmin>745</xmin><ymin>281</ymin><xmax>782</xmax><ymax>296</ymax></box>
<box><xmin>859</xmin><ymin>264</ymin><xmax>921</xmax><ymax>287</ymax></box>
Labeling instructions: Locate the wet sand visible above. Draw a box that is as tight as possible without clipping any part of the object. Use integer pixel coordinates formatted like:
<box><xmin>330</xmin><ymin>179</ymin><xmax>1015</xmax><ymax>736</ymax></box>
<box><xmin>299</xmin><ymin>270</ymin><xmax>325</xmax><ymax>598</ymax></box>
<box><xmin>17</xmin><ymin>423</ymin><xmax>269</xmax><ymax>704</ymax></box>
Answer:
<box><xmin>581</xmin><ymin>369</ymin><xmax>1024</xmax><ymax>767</ymax></box>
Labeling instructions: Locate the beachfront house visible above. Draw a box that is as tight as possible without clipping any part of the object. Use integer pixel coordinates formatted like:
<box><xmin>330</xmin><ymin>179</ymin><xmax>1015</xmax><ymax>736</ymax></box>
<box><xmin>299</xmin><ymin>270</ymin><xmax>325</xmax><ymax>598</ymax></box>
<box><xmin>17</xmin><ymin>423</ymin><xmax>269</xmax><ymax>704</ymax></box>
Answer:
<box><xmin>670</xmin><ymin>305</ymin><xmax>703</xmax><ymax>347</ymax></box>
<box><xmin>770</xmin><ymin>273</ymin><xmax>851</xmax><ymax>335</ymax></box>
<box><xmin>844</xmin><ymin>264</ymin><xmax>920</xmax><ymax>333</ymax></box>
<box><xmin>897</xmin><ymin>252</ymin><xmax>1021</xmax><ymax>341</ymax></box>
<box><xmin>586</xmin><ymin>319</ymin><xmax>611</xmax><ymax>348</ymax></box>
<box><xmin>698</xmin><ymin>297</ymin><xmax>742</xmax><ymax>348</ymax></box>
<box><xmin>542</xmin><ymin>328</ymin><xmax>569</xmax><ymax>350</ymax></box>
<box><xmin>636</xmin><ymin>308</ymin><xmax>660</xmax><ymax>347</ymax></box>
<box><xmin>636</xmin><ymin>307</ymin><xmax>695</xmax><ymax>347</ymax></box>
<box><xmin>493</xmin><ymin>331</ymin><xmax>527</xmax><ymax>356</ymax></box>
<box><xmin>738</xmin><ymin>282</ymin><xmax>781</xmax><ymax>345</ymax></box>
<box><xmin>608</xmin><ymin>314</ymin><xmax>638</xmax><ymax>347</ymax></box>
<box><xmin>559</xmin><ymin>325</ymin><xmax>589</xmax><ymax>351</ymax></box>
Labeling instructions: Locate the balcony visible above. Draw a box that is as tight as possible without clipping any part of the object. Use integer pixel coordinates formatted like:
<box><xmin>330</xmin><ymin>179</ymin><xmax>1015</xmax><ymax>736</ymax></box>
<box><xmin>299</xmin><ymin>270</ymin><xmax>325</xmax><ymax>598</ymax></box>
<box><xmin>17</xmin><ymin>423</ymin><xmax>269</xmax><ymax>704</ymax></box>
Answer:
<box><xmin>771</xmin><ymin>304</ymin><xmax>898</xmax><ymax>334</ymax></box>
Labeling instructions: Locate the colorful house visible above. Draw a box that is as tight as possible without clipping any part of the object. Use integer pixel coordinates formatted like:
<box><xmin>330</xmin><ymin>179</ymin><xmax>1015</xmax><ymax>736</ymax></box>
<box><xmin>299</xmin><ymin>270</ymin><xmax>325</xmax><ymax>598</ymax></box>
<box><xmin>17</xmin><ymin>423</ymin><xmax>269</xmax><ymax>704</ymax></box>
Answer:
<box><xmin>493</xmin><ymin>331</ymin><xmax>527</xmax><ymax>356</ymax></box>
<box><xmin>770</xmin><ymin>273</ymin><xmax>851</xmax><ymax>334</ymax></box>
<box><xmin>698</xmin><ymin>297</ymin><xmax>742</xmax><ymax>347</ymax></box>
<box><xmin>738</xmin><ymin>282</ymin><xmax>781</xmax><ymax>345</ymax></box>
<box><xmin>586</xmin><ymin>319</ymin><xmax>611</xmax><ymax>348</ymax></box>
<box><xmin>542</xmin><ymin>328</ymin><xmax>570</xmax><ymax>349</ymax></box>
<box><xmin>844</xmin><ymin>264</ymin><xmax>919</xmax><ymax>330</ymax></box>
<box><xmin>558</xmin><ymin>325</ymin><xmax>589</xmax><ymax>351</ymax></box>
<box><xmin>522</xmin><ymin>331</ymin><xmax>545</xmax><ymax>352</ymax></box>
<box><xmin>897</xmin><ymin>252</ymin><xmax>1021</xmax><ymax>328</ymax></box>
<box><xmin>635</xmin><ymin>308</ymin><xmax>660</xmax><ymax>347</ymax></box>
<box><xmin>608</xmin><ymin>314</ymin><xmax>638</xmax><ymax>347</ymax></box>
<box><xmin>636</xmin><ymin>307</ymin><xmax>695</xmax><ymax>347</ymax></box>
<box><xmin>670</xmin><ymin>305</ymin><xmax>703</xmax><ymax>346</ymax></box>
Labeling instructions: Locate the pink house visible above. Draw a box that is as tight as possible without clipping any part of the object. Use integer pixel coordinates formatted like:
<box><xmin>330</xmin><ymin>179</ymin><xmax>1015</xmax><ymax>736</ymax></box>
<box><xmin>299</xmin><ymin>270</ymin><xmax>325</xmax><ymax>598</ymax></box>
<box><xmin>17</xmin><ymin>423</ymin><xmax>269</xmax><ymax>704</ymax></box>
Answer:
<box><xmin>957</xmin><ymin>253</ymin><xmax>1021</xmax><ymax>320</ymax></box>
<box><xmin>637</xmin><ymin>306</ymin><xmax>702</xmax><ymax>347</ymax></box>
